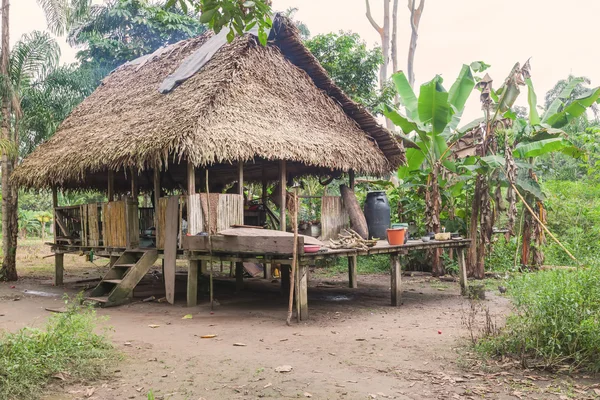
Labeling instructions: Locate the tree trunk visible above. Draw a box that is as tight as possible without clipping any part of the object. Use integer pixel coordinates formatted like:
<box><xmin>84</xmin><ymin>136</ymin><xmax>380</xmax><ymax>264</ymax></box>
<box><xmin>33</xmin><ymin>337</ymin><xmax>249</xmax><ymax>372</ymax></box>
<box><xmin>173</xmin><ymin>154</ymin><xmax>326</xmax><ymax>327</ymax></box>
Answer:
<box><xmin>0</xmin><ymin>0</ymin><xmax>17</xmax><ymax>282</ymax></box>
<box><xmin>467</xmin><ymin>175</ymin><xmax>482</xmax><ymax>278</ymax></box>
<box><xmin>407</xmin><ymin>0</ymin><xmax>425</xmax><ymax>87</ymax></box>
<box><xmin>425</xmin><ymin>166</ymin><xmax>442</xmax><ymax>276</ymax></box>
<box><xmin>340</xmin><ymin>184</ymin><xmax>368</xmax><ymax>239</ymax></box>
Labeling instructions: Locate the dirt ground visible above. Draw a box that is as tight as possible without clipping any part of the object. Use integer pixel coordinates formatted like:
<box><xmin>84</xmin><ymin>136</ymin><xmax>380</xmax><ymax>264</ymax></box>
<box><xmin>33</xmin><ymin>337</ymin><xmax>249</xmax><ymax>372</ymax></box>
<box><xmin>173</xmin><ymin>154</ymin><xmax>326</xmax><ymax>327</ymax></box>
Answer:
<box><xmin>2</xmin><ymin>240</ymin><xmax>600</xmax><ymax>400</ymax></box>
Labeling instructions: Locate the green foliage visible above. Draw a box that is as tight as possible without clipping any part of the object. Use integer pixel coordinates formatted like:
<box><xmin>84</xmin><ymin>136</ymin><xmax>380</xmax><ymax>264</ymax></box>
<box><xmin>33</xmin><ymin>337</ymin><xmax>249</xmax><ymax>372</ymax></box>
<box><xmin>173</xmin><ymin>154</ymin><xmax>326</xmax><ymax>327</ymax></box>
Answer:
<box><xmin>0</xmin><ymin>295</ymin><xmax>117</xmax><ymax>399</ymax></box>
<box><xmin>485</xmin><ymin>235</ymin><xmax>519</xmax><ymax>273</ymax></box>
<box><xmin>305</xmin><ymin>32</ymin><xmax>392</xmax><ymax>114</ymax></box>
<box><xmin>70</xmin><ymin>0</ymin><xmax>207</xmax><ymax>71</ymax></box>
<box><xmin>477</xmin><ymin>268</ymin><xmax>600</xmax><ymax>372</ymax></box>
<box><xmin>171</xmin><ymin>0</ymin><xmax>272</xmax><ymax>45</ymax></box>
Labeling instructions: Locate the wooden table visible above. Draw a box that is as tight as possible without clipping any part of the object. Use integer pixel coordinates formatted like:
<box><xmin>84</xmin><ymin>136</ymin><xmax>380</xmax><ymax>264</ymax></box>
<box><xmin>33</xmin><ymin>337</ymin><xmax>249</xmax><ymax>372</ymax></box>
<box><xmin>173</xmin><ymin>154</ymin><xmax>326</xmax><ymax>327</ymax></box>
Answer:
<box><xmin>185</xmin><ymin>238</ymin><xmax>471</xmax><ymax>321</ymax></box>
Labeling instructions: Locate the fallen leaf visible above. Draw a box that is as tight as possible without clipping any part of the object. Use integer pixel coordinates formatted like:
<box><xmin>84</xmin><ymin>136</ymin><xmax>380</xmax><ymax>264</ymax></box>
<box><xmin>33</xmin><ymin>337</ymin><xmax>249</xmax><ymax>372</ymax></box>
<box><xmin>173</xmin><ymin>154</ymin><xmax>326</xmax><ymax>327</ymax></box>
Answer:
<box><xmin>52</xmin><ymin>372</ymin><xmax>67</xmax><ymax>381</ymax></box>
<box><xmin>182</xmin><ymin>314</ymin><xmax>193</xmax><ymax>319</ymax></box>
<box><xmin>263</xmin><ymin>382</ymin><xmax>272</xmax><ymax>388</ymax></box>
<box><xmin>85</xmin><ymin>387</ymin><xmax>95</xmax><ymax>398</ymax></box>
<box><xmin>123</xmin><ymin>342</ymin><xmax>132</xmax><ymax>346</ymax></box>
<box><xmin>200</xmin><ymin>334</ymin><xmax>217</xmax><ymax>339</ymax></box>
<box><xmin>275</xmin><ymin>365</ymin><xmax>293</xmax><ymax>373</ymax></box>
<box><xmin>161</xmin><ymin>373</ymin><xmax>168</xmax><ymax>378</ymax></box>
<box><xmin>233</xmin><ymin>343</ymin><xmax>247</xmax><ymax>347</ymax></box>
<box><xmin>594</xmin><ymin>389</ymin><xmax>600</xmax><ymax>396</ymax></box>
<box><xmin>148</xmin><ymin>324</ymin><xmax>160</xmax><ymax>328</ymax></box>
<box><xmin>304</xmin><ymin>392</ymin><xmax>312</xmax><ymax>398</ymax></box>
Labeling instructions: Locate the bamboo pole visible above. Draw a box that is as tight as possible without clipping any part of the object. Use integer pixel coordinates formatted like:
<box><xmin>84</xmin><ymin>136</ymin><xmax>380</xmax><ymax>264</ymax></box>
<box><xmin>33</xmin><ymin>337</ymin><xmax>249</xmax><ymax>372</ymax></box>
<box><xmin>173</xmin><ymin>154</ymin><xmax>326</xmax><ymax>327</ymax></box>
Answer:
<box><xmin>286</xmin><ymin>187</ymin><xmax>299</xmax><ymax>326</ymax></box>
<box><xmin>206</xmin><ymin>169</ymin><xmax>214</xmax><ymax>310</ymax></box>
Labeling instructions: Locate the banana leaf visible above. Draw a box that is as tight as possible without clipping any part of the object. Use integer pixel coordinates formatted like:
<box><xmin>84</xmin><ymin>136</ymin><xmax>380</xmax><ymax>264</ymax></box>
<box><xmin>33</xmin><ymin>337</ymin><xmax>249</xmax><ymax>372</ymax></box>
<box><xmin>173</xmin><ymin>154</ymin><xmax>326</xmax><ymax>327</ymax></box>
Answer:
<box><xmin>397</xmin><ymin>148</ymin><xmax>426</xmax><ymax>179</ymax></box>
<box><xmin>516</xmin><ymin>176</ymin><xmax>545</xmax><ymax>201</ymax></box>
<box><xmin>513</xmin><ymin>137</ymin><xmax>585</xmax><ymax>159</ymax></box>
<box><xmin>525</xmin><ymin>78</ymin><xmax>540</xmax><ymax>125</ymax></box>
<box><xmin>392</xmin><ymin>72</ymin><xmax>418</xmax><ymax>119</ymax></box>
<box><xmin>448</xmin><ymin>64</ymin><xmax>476</xmax><ymax>113</ymax></box>
<box><xmin>418</xmin><ymin>76</ymin><xmax>450</xmax><ymax>135</ymax></box>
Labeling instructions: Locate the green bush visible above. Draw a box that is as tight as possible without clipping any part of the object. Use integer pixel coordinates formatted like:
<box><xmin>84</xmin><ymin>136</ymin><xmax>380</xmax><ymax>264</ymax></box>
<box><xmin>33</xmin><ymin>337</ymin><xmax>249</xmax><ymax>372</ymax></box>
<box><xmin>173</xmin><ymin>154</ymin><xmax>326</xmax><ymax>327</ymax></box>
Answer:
<box><xmin>477</xmin><ymin>268</ymin><xmax>600</xmax><ymax>372</ymax></box>
<box><xmin>0</xmin><ymin>295</ymin><xmax>118</xmax><ymax>399</ymax></box>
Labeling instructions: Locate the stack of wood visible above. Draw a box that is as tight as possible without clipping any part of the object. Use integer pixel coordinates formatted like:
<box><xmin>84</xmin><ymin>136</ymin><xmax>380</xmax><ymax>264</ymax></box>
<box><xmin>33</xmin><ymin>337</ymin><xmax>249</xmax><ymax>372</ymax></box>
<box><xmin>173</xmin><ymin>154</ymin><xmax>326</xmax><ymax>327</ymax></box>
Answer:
<box><xmin>329</xmin><ymin>229</ymin><xmax>377</xmax><ymax>251</ymax></box>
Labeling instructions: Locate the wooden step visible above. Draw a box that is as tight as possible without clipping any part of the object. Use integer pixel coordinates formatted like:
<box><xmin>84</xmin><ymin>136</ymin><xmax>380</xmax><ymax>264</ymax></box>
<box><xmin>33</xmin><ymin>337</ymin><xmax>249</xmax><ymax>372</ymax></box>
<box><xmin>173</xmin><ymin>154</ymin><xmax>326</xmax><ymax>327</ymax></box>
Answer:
<box><xmin>103</xmin><ymin>279</ymin><xmax>123</xmax><ymax>284</ymax></box>
<box><xmin>114</xmin><ymin>263</ymin><xmax>136</xmax><ymax>268</ymax></box>
<box><xmin>86</xmin><ymin>296</ymin><xmax>109</xmax><ymax>303</ymax></box>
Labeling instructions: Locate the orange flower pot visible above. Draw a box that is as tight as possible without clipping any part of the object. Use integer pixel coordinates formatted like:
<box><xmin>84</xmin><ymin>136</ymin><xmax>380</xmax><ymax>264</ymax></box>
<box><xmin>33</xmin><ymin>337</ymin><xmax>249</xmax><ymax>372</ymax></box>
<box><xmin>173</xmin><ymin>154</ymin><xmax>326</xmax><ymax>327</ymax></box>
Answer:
<box><xmin>386</xmin><ymin>228</ymin><xmax>406</xmax><ymax>245</ymax></box>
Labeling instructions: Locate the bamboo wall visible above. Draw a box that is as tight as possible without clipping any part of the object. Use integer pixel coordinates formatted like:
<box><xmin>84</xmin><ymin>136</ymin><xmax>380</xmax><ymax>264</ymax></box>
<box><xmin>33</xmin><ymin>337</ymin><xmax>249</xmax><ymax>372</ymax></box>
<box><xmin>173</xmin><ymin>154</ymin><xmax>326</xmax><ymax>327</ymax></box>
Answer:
<box><xmin>320</xmin><ymin>196</ymin><xmax>350</xmax><ymax>240</ymax></box>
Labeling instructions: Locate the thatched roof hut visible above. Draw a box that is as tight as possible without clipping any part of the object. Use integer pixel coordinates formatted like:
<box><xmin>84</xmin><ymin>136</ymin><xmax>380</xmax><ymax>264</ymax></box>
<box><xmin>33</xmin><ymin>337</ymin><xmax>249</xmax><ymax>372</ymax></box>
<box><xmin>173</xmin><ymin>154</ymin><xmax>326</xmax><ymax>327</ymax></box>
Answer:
<box><xmin>12</xmin><ymin>15</ymin><xmax>403</xmax><ymax>192</ymax></box>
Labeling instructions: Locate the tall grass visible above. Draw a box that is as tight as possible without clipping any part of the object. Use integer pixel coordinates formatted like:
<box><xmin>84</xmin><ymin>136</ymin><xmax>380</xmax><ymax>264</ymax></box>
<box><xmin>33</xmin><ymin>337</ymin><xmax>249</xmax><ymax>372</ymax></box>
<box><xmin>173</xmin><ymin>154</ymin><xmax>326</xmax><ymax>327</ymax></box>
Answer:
<box><xmin>0</xmin><ymin>295</ymin><xmax>118</xmax><ymax>399</ymax></box>
<box><xmin>477</xmin><ymin>268</ymin><xmax>600</xmax><ymax>372</ymax></box>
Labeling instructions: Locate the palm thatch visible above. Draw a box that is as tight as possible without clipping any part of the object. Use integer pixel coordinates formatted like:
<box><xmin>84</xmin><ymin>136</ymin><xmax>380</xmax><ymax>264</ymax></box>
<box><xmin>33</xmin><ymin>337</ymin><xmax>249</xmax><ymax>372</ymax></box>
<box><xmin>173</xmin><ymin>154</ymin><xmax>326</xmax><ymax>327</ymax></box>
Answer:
<box><xmin>12</xmin><ymin>15</ymin><xmax>403</xmax><ymax>191</ymax></box>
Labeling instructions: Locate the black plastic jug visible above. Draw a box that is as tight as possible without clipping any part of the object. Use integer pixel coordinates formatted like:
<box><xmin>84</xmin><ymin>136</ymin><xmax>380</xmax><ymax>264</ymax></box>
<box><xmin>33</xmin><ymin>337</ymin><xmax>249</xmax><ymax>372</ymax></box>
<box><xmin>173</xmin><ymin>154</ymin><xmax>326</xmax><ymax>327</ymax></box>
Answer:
<box><xmin>364</xmin><ymin>191</ymin><xmax>391</xmax><ymax>240</ymax></box>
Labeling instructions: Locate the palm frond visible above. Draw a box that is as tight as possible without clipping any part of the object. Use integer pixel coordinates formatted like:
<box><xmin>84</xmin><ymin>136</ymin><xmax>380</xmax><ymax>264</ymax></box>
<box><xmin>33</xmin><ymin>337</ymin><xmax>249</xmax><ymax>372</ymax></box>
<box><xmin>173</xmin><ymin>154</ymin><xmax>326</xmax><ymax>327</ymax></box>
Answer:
<box><xmin>10</xmin><ymin>31</ymin><xmax>61</xmax><ymax>86</ymax></box>
<box><xmin>37</xmin><ymin>0</ymin><xmax>93</xmax><ymax>36</ymax></box>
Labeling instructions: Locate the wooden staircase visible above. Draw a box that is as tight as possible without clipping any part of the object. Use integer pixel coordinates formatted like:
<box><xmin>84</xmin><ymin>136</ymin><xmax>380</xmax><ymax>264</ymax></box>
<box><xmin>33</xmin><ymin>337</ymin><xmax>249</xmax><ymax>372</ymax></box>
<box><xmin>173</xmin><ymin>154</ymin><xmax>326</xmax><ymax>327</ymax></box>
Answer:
<box><xmin>87</xmin><ymin>249</ymin><xmax>158</xmax><ymax>307</ymax></box>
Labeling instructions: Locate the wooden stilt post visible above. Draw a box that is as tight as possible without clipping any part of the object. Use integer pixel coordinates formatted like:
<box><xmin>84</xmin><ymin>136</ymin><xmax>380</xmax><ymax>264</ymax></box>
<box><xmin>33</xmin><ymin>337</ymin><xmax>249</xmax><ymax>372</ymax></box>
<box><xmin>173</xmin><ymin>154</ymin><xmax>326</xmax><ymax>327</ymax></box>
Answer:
<box><xmin>153</xmin><ymin>167</ymin><xmax>160</xmax><ymax>235</ymax></box>
<box><xmin>235</xmin><ymin>261</ymin><xmax>244</xmax><ymax>291</ymax></box>
<box><xmin>238</xmin><ymin>161</ymin><xmax>244</xmax><ymax>196</ymax></box>
<box><xmin>297</xmin><ymin>263</ymin><xmax>309</xmax><ymax>320</ymax></box>
<box><xmin>348</xmin><ymin>255</ymin><xmax>357</xmax><ymax>288</ymax></box>
<box><xmin>261</xmin><ymin>163</ymin><xmax>268</xmax><ymax>207</ymax></box>
<box><xmin>349</xmin><ymin>169</ymin><xmax>355</xmax><ymax>190</ymax></box>
<box><xmin>54</xmin><ymin>252</ymin><xmax>64</xmax><ymax>286</ymax></box>
<box><xmin>390</xmin><ymin>253</ymin><xmax>402</xmax><ymax>306</ymax></box>
<box><xmin>52</xmin><ymin>187</ymin><xmax>58</xmax><ymax>244</ymax></box>
<box><xmin>264</xmin><ymin>263</ymin><xmax>272</xmax><ymax>279</ymax></box>
<box><xmin>458</xmin><ymin>247</ymin><xmax>468</xmax><ymax>295</ymax></box>
<box><xmin>107</xmin><ymin>170</ymin><xmax>114</xmax><ymax>202</ymax></box>
<box><xmin>279</xmin><ymin>160</ymin><xmax>286</xmax><ymax>231</ymax></box>
<box><xmin>131</xmin><ymin>168</ymin><xmax>138</xmax><ymax>202</ymax></box>
<box><xmin>187</xmin><ymin>161</ymin><xmax>196</xmax><ymax>195</ymax></box>
<box><xmin>280</xmin><ymin>264</ymin><xmax>290</xmax><ymax>295</ymax></box>
<box><xmin>187</xmin><ymin>259</ymin><xmax>199</xmax><ymax>307</ymax></box>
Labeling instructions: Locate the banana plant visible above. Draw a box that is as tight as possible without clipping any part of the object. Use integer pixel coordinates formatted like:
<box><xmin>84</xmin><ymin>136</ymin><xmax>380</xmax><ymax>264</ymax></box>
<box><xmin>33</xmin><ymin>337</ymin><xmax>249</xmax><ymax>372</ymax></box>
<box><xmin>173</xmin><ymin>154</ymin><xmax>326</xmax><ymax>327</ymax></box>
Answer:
<box><xmin>383</xmin><ymin>64</ymin><xmax>478</xmax><ymax>275</ymax></box>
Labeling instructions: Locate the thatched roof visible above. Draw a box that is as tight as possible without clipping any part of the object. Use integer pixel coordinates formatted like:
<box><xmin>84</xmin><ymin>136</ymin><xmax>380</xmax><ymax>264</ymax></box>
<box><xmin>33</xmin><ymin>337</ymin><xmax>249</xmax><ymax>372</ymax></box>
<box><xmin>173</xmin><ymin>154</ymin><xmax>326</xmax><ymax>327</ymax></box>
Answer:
<box><xmin>13</xmin><ymin>15</ymin><xmax>403</xmax><ymax>191</ymax></box>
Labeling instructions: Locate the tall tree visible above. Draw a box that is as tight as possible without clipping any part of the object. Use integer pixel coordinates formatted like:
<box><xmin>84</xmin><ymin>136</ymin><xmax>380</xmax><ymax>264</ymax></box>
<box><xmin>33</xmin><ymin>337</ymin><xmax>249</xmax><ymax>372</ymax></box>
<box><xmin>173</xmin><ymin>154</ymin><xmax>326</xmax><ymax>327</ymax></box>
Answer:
<box><xmin>406</xmin><ymin>0</ymin><xmax>425</xmax><ymax>87</ymax></box>
<box><xmin>365</xmin><ymin>0</ymin><xmax>390</xmax><ymax>92</ymax></box>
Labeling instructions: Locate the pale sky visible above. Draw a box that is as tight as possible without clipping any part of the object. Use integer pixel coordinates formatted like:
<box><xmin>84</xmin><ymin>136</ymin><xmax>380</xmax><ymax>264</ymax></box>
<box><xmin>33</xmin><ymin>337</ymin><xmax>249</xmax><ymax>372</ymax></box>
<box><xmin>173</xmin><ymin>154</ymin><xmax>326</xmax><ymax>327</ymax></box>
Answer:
<box><xmin>12</xmin><ymin>0</ymin><xmax>600</xmax><ymax>122</ymax></box>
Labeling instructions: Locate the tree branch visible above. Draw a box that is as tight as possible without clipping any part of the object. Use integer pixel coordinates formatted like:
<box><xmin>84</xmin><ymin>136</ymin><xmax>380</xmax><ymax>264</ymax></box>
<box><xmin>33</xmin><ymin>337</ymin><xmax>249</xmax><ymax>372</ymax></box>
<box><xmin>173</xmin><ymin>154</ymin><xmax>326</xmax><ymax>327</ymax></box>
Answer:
<box><xmin>365</xmin><ymin>0</ymin><xmax>383</xmax><ymax>34</ymax></box>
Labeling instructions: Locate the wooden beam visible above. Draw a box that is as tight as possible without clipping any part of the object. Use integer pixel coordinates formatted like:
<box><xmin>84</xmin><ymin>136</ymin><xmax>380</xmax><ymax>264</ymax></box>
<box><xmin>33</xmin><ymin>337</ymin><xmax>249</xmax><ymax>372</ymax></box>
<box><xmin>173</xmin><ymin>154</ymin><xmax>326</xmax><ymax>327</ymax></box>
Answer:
<box><xmin>238</xmin><ymin>161</ymin><xmax>244</xmax><ymax>196</ymax></box>
<box><xmin>279</xmin><ymin>160</ymin><xmax>286</xmax><ymax>232</ymax></box>
<box><xmin>107</xmin><ymin>170</ymin><xmax>114</xmax><ymax>202</ymax></box>
<box><xmin>187</xmin><ymin>161</ymin><xmax>196</xmax><ymax>195</ymax></box>
<box><xmin>52</xmin><ymin>187</ymin><xmax>58</xmax><ymax>244</ymax></box>
<box><xmin>349</xmin><ymin>169</ymin><xmax>355</xmax><ymax>190</ymax></box>
<box><xmin>458</xmin><ymin>248</ymin><xmax>468</xmax><ymax>296</ymax></box>
<box><xmin>164</xmin><ymin>196</ymin><xmax>179</xmax><ymax>304</ymax></box>
<box><xmin>348</xmin><ymin>255</ymin><xmax>357</xmax><ymax>288</ymax></box>
<box><xmin>390</xmin><ymin>254</ymin><xmax>402</xmax><ymax>306</ymax></box>
<box><xmin>187</xmin><ymin>259</ymin><xmax>199</xmax><ymax>307</ymax></box>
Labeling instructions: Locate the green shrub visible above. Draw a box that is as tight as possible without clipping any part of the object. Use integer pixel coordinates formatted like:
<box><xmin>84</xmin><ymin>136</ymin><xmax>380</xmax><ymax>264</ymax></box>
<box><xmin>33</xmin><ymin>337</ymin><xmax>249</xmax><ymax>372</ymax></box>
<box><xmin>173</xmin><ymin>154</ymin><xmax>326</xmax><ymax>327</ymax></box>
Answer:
<box><xmin>0</xmin><ymin>295</ymin><xmax>118</xmax><ymax>399</ymax></box>
<box><xmin>477</xmin><ymin>268</ymin><xmax>600</xmax><ymax>372</ymax></box>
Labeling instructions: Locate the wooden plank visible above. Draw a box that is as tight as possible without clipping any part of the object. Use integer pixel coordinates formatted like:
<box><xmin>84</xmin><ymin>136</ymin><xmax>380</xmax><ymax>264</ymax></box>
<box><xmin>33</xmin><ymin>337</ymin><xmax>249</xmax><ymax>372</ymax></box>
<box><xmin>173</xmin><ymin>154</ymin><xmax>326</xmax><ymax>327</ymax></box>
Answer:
<box><xmin>281</xmin><ymin>264</ymin><xmax>290</xmax><ymax>296</ymax></box>
<box><xmin>52</xmin><ymin>188</ymin><xmax>58</xmax><ymax>244</ymax></box>
<box><xmin>217</xmin><ymin>194</ymin><xmax>244</xmax><ymax>232</ymax></box>
<box><xmin>235</xmin><ymin>262</ymin><xmax>244</xmax><ymax>291</ymax></box>
<box><xmin>219</xmin><ymin>228</ymin><xmax>322</xmax><ymax>246</ymax></box>
<box><xmin>321</xmin><ymin>196</ymin><xmax>350</xmax><ymax>240</ymax></box>
<box><xmin>297</xmin><ymin>264</ymin><xmax>308</xmax><ymax>320</ymax></box>
<box><xmin>125</xmin><ymin>198</ymin><xmax>139</xmax><ymax>249</ymax></box>
<box><xmin>54</xmin><ymin>252</ymin><xmax>64</xmax><ymax>286</ymax></box>
<box><xmin>187</xmin><ymin>259</ymin><xmax>199</xmax><ymax>307</ymax></box>
<box><xmin>88</xmin><ymin>204</ymin><xmax>100</xmax><ymax>246</ymax></box>
<box><xmin>156</xmin><ymin>197</ymin><xmax>168</xmax><ymax>248</ymax></box>
<box><xmin>243</xmin><ymin>262</ymin><xmax>262</xmax><ymax>277</ymax></box>
<box><xmin>187</xmin><ymin>194</ymin><xmax>203</xmax><ymax>235</ymax></box>
<box><xmin>348</xmin><ymin>255</ymin><xmax>357</xmax><ymax>288</ymax></box>
<box><xmin>458</xmin><ymin>248</ymin><xmax>468</xmax><ymax>296</ymax></box>
<box><xmin>391</xmin><ymin>254</ymin><xmax>402</xmax><ymax>306</ymax></box>
<box><xmin>153</xmin><ymin>167</ymin><xmax>160</xmax><ymax>230</ymax></box>
<box><xmin>279</xmin><ymin>160</ymin><xmax>286</xmax><ymax>231</ymax></box>
<box><xmin>54</xmin><ymin>210</ymin><xmax>70</xmax><ymax>238</ymax></box>
<box><xmin>164</xmin><ymin>196</ymin><xmax>179</xmax><ymax>304</ymax></box>
<box><xmin>183</xmin><ymin>235</ymin><xmax>304</xmax><ymax>254</ymax></box>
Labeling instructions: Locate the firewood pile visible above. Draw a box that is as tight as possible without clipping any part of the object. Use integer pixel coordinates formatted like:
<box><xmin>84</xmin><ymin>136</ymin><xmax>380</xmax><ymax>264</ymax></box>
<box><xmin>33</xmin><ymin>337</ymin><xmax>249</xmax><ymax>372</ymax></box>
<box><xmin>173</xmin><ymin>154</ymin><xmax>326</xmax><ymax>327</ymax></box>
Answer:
<box><xmin>329</xmin><ymin>229</ymin><xmax>378</xmax><ymax>251</ymax></box>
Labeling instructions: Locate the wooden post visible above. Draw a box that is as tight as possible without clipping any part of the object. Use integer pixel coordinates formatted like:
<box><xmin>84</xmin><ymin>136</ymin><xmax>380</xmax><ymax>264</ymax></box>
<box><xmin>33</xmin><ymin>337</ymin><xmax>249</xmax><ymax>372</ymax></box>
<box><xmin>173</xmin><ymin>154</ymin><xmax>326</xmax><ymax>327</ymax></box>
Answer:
<box><xmin>390</xmin><ymin>253</ymin><xmax>402</xmax><ymax>306</ymax></box>
<box><xmin>235</xmin><ymin>261</ymin><xmax>244</xmax><ymax>291</ymax></box>
<box><xmin>187</xmin><ymin>161</ymin><xmax>196</xmax><ymax>195</ymax></box>
<box><xmin>297</xmin><ymin>264</ymin><xmax>309</xmax><ymax>320</ymax></box>
<box><xmin>458</xmin><ymin>247</ymin><xmax>468</xmax><ymax>296</ymax></box>
<box><xmin>349</xmin><ymin>169</ymin><xmax>355</xmax><ymax>190</ymax></box>
<box><xmin>348</xmin><ymin>255</ymin><xmax>358</xmax><ymax>288</ymax></box>
<box><xmin>153</xmin><ymin>167</ymin><xmax>160</xmax><ymax>231</ymax></box>
<box><xmin>54</xmin><ymin>252</ymin><xmax>64</xmax><ymax>286</ymax></box>
<box><xmin>280</xmin><ymin>264</ymin><xmax>290</xmax><ymax>295</ymax></box>
<box><xmin>264</xmin><ymin>263</ymin><xmax>272</xmax><ymax>279</ymax></box>
<box><xmin>238</xmin><ymin>161</ymin><xmax>244</xmax><ymax>196</ymax></box>
<box><xmin>187</xmin><ymin>259</ymin><xmax>199</xmax><ymax>307</ymax></box>
<box><xmin>107</xmin><ymin>170</ymin><xmax>114</xmax><ymax>202</ymax></box>
<box><xmin>130</xmin><ymin>168</ymin><xmax>138</xmax><ymax>202</ymax></box>
<box><xmin>279</xmin><ymin>160</ymin><xmax>286</xmax><ymax>231</ymax></box>
<box><xmin>52</xmin><ymin>187</ymin><xmax>58</xmax><ymax>244</ymax></box>
<box><xmin>261</xmin><ymin>163</ymin><xmax>268</xmax><ymax>206</ymax></box>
